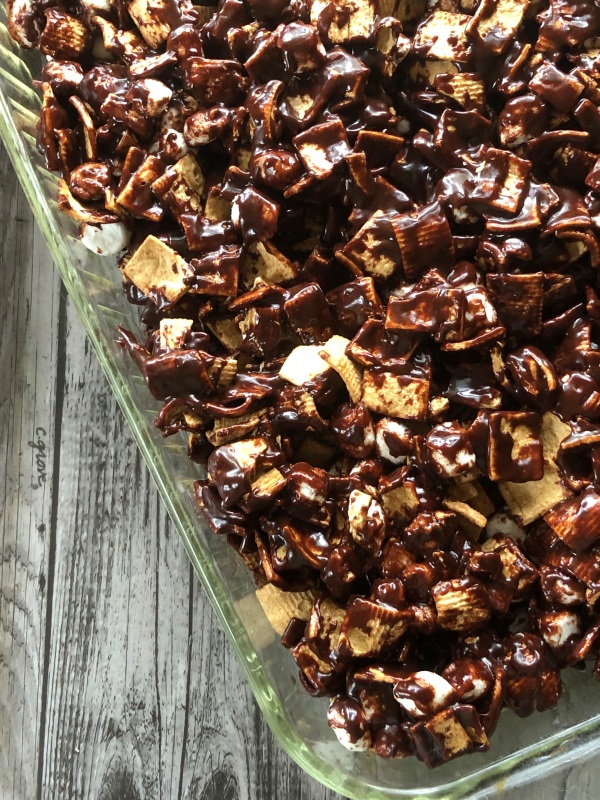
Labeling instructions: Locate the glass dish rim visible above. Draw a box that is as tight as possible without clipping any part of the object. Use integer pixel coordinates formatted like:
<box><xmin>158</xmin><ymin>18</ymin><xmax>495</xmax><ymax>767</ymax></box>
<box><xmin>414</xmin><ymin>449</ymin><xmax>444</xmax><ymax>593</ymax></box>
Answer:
<box><xmin>2</xmin><ymin>21</ymin><xmax>600</xmax><ymax>799</ymax></box>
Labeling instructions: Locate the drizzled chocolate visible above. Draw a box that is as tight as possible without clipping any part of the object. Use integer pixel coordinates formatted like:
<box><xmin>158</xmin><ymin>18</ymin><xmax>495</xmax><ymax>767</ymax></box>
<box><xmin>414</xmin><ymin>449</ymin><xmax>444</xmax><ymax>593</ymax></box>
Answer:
<box><xmin>11</xmin><ymin>0</ymin><xmax>600</xmax><ymax>770</ymax></box>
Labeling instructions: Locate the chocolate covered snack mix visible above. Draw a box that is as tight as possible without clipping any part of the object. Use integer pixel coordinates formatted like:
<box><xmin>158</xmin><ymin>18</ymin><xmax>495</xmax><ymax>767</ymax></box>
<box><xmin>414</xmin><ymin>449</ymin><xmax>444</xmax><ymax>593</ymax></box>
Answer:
<box><xmin>10</xmin><ymin>0</ymin><xmax>600</xmax><ymax>767</ymax></box>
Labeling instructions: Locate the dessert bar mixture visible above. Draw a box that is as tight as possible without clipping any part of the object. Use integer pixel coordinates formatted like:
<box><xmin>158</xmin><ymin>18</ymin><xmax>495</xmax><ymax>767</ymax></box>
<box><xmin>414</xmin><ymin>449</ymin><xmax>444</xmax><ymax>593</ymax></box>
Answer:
<box><xmin>9</xmin><ymin>0</ymin><xmax>600</xmax><ymax>767</ymax></box>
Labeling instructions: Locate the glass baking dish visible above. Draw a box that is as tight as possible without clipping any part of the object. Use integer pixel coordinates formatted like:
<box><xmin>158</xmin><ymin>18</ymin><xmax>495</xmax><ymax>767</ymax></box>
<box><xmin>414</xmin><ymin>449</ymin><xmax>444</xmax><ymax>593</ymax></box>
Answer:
<box><xmin>2</xmin><ymin>9</ymin><xmax>600</xmax><ymax>797</ymax></box>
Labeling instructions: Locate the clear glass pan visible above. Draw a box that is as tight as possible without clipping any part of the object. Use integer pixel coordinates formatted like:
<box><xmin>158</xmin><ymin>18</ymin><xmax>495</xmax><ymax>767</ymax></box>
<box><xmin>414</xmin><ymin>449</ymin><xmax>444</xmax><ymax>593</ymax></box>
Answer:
<box><xmin>2</xmin><ymin>11</ymin><xmax>600</xmax><ymax>796</ymax></box>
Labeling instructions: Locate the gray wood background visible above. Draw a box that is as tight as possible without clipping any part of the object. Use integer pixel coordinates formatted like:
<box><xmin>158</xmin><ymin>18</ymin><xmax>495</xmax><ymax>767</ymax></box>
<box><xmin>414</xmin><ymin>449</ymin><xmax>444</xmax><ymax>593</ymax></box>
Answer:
<box><xmin>0</xmin><ymin>141</ymin><xmax>598</xmax><ymax>800</ymax></box>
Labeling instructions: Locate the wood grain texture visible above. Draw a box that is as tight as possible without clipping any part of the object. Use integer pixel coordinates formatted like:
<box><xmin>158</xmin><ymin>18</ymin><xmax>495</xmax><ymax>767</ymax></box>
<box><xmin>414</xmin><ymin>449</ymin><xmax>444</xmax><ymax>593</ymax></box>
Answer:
<box><xmin>0</xmin><ymin>143</ymin><xmax>63</xmax><ymax>800</ymax></box>
<box><xmin>0</xmin><ymin>140</ymin><xmax>599</xmax><ymax>800</ymax></box>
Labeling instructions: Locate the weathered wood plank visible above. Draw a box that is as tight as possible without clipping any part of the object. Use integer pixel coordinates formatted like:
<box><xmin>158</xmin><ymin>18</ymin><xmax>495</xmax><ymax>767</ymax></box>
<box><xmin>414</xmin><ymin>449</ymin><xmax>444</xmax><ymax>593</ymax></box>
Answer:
<box><xmin>0</xmin><ymin>145</ymin><xmax>63</xmax><ymax>800</ymax></box>
<box><xmin>38</xmin><ymin>301</ymin><xmax>191</xmax><ymax>800</ymax></box>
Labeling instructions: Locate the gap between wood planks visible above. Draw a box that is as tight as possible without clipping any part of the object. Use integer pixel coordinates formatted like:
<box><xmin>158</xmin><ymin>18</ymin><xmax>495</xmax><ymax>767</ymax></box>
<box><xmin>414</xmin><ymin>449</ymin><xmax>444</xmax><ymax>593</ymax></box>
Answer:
<box><xmin>36</xmin><ymin>284</ymin><xmax>67</xmax><ymax>800</ymax></box>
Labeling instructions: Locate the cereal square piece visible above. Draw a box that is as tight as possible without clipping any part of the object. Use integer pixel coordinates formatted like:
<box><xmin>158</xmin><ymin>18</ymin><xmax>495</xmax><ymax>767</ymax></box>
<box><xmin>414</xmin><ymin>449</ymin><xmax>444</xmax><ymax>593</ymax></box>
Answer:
<box><xmin>354</xmin><ymin>130</ymin><xmax>405</xmax><ymax>169</ymax></box>
<box><xmin>244</xmin><ymin>467</ymin><xmax>288</xmax><ymax>511</ymax></box>
<box><xmin>39</xmin><ymin>9</ymin><xmax>90</xmax><ymax>59</ymax></box>
<box><xmin>455</xmin><ymin>147</ymin><xmax>530</xmax><ymax>214</ymax></box>
<box><xmin>488</xmin><ymin>411</ymin><xmax>543</xmax><ymax>483</ymax></box>
<box><xmin>116</xmin><ymin>154</ymin><xmax>165</xmax><ymax>221</ymax></box>
<box><xmin>143</xmin><ymin>349</ymin><xmax>213</xmax><ymax>400</ymax></box>
<box><xmin>348</xmin><ymin>319</ymin><xmax>420</xmax><ymax>366</ymax></box>
<box><xmin>95</xmin><ymin>16</ymin><xmax>146</xmax><ymax>65</ymax></box>
<box><xmin>291</xmin><ymin>640</ymin><xmax>337</xmax><ymax>692</ymax></box>
<box><xmin>129</xmin><ymin>50</ymin><xmax>179</xmax><ymax>79</ymax></box>
<box><xmin>347</xmin><ymin>489</ymin><xmax>385</xmax><ymax>546</ymax></box>
<box><xmin>409</xmin><ymin>706</ymin><xmax>488</xmax><ymax>767</ymax></box>
<box><xmin>204</xmin><ymin>187</ymin><xmax>232</xmax><ymax>222</ymax></box>
<box><xmin>285</xmin><ymin>283</ymin><xmax>334</xmax><ymax>344</ymax></box>
<box><xmin>386</xmin><ymin>288</ymin><xmax>465</xmax><ymax>342</ymax></box>
<box><xmin>242</xmin><ymin>241</ymin><xmax>298</xmax><ymax>288</ymax></box>
<box><xmin>207</xmin><ymin>356</ymin><xmax>238</xmax><ymax>388</ymax></box>
<box><xmin>443</xmin><ymin>499</ymin><xmax>487</xmax><ymax>540</ymax></box>
<box><xmin>39</xmin><ymin>83</ymin><xmax>68</xmax><ymax>173</ymax></box>
<box><xmin>468</xmin><ymin>0</ymin><xmax>530</xmax><ymax>54</ymax></box>
<box><xmin>307</xmin><ymin>595</ymin><xmax>346</xmax><ymax>651</ymax></box>
<box><xmin>280</xmin><ymin>84</ymin><xmax>325</xmax><ymax>131</ymax></box>
<box><xmin>272</xmin><ymin>387</ymin><xmax>328</xmax><ymax>435</ymax></box>
<box><xmin>152</xmin><ymin>154</ymin><xmax>205</xmax><ymax>219</ymax></box>
<box><xmin>529</xmin><ymin>62</ymin><xmax>584</xmax><ymax>113</ymax></box>
<box><xmin>483</xmin><ymin>149</ymin><xmax>531</xmax><ymax>213</ymax></box>
<box><xmin>432</xmin><ymin>578</ymin><xmax>491</xmax><ymax>632</ymax></box>
<box><xmin>544</xmin><ymin>487</ymin><xmax>600</xmax><ymax>554</ymax></box>
<box><xmin>122</xmin><ymin>235</ymin><xmax>194</xmax><ymax>306</ymax></box>
<box><xmin>481</xmin><ymin>537</ymin><xmax>538</xmax><ymax>595</ymax></box>
<box><xmin>319</xmin><ymin>335</ymin><xmax>363</xmax><ymax>402</ymax></box>
<box><xmin>327</xmin><ymin>277</ymin><xmax>384</xmax><ymax>337</ymax></box>
<box><xmin>338</xmin><ymin>598</ymin><xmax>410</xmax><ymax>657</ymax></box>
<box><xmin>159</xmin><ymin>318</ymin><xmax>193</xmax><ymax>350</ymax></box>
<box><xmin>380</xmin><ymin>481</ymin><xmax>419</xmax><ymax>523</ymax></box>
<box><xmin>448</xmin><ymin>479</ymin><xmax>495</xmax><ymax>516</ymax></box>
<box><xmin>391</xmin><ymin>202</ymin><xmax>455</xmax><ymax>280</ymax></box>
<box><xmin>485</xmin><ymin>180</ymin><xmax>547</xmax><ymax>233</ymax></box>
<box><xmin>118</xmin><ymin>145</ymin><xmax>145</xmax><ymax>190</ymax></box>
<box><xmin>237</xmin><ymin>305</ymin><xmax>282</xmax><ymax>359</ymax></box>
<box><xmin>255</xmin><ymin>584</ymin><xmax>315</xmax><ymax>636</ymax></box>
<box><xmin>337</xmin><ymin>211</ymin><xmax>402</xmax><ymax>280</ymax></box>
<box><xmin>310</xmin><ymin>0</ymin><xmax>376</xmax><ymax>43</ymax></box>
<box><xmin>279</xmin><ymin>345</ymin><xmax>330</xmax><ymax>386</ymax></box>
<box><xmin>325</xmin><ymin>49</ymin><xmax>370</xmax><ymax>107</ymax></box>
<box><xmin>128</xmin><ymin>0</ymin><xmax>174</xmax><ymax>48</ymax></box>
<box><xmin>409</xmin><ymin>58</ymin><xmax>459</xmax><ymax>88</ymax></box>
<box><xmin>537</xmin><ymin>0</ymin><xmax>597</xmax><ymax>51</ymax></box>
<box><xmin>207</xmin><ymin>437</ymin><xmax>270</xmax><ymax>504</ymax></box>
<box><xmin>232</xmin><ymin>186</ymin><xmax>279</xmax><ymax>241</ymax></box>
<box><xmin>188</xmin><ymin>245</ymin><xmax>241</xmax><ymax>297</ymax></box>
<box><xmin>287</xmin><ymin>462</ymin><xmax>331</xmax><ymax>525</ymax></box>
<box><xmin>274</xmin><ymin>22</ymin><xmax>327</xmax><ymax>74</ymax></box>
<box><xmin>486</xmin><ymin>272</ymin><xmax>544</xmax><ymax>337</ymax></box>
<box><xmin>362</xmin><ymin>369</ymin><xmax>430</xmax><ymax>420</ymax></box>
<box><xmin>345</xmin><ymin>151</ymin><xmax>371</xmax><ymax>196</ymax></box>
<box><xmin>293</xmin><ymin>118</ymin><xmax>351</xmax><ymax>179</ymax></box>
<box><xmin>206</xmin><ymin>408</ymin><xmax>268</xmax><ymax>447</ymax></box>
<box><xmin>205</xmin><ymin>316</ymin><xmax>243</xmax><ymax>352</ymax></box>
<box><xmin>434</xmin><ymin>73</ymin><xmax>485</xmax><ymax>111</ymax></box>
<box><xmin>500</xmin><ymin>412</ymin><xmax>572</xmax><ymax>525</ymax></box>
<box><xmin>414</xmin><ymin>11</ymin><xmax>472</xmax><ymax>63</ymax></box>
<box><xmin>69</xmin><ymin>96</ymin><xmax>97</xmax><ymax>161</ymax></box>
<box><xmin>180</xmin><ymin>215</ymin><xmax>237</xmax><ymax>255</ymax></box>
<box><xmin>186</xmin><ymin>58</ymin><xmax>248</xmax><ymax>107</ymax></box>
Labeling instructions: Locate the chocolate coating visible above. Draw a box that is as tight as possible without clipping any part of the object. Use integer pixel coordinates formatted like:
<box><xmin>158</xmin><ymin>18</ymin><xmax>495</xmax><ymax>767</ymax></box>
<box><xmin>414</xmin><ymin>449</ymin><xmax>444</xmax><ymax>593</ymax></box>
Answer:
<box><xmin>15</xmin><ymin>0</ymin><xmax>600</xmax><ymax>769</ymax></box>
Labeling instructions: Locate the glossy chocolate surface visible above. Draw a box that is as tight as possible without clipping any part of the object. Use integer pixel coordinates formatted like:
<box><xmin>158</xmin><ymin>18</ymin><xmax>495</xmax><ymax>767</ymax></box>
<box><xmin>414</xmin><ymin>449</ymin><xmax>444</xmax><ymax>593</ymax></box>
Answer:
<box><xmin>12</xmin><ymin>0</ymin><xmax>600</xmax><ymax>770</ymax></box>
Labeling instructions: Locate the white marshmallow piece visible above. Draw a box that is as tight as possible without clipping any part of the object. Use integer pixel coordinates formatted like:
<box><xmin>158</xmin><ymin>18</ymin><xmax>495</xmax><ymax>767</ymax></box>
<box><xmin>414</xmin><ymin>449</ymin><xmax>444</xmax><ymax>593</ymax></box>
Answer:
<box><xmin>327</xmin><ymin>703</ymin><xmax>372</xmax><ymax>752</ymax></box>
<box><xmin>395</xmin><ymin>671</ymin><xmax>456</xmax><ymax>719</ymax></box>
<box><xmin>485</xmin><ymin>511</ymin><xmax>525</xmax><ymax>543</ymax></box>
<box><xmin>375</xmin><ymin>419</ymin><xmax>412</xmax><ymax>465</ymax></box>
<box><xmin>542</xmin><ymin>610</ymin><xmax>581</xmax><ymax>650</ymax></box>
<box><xmin>79</xmin><ymin>221</ymin><xmax>130</xmax><ymax>256</ymax></box>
